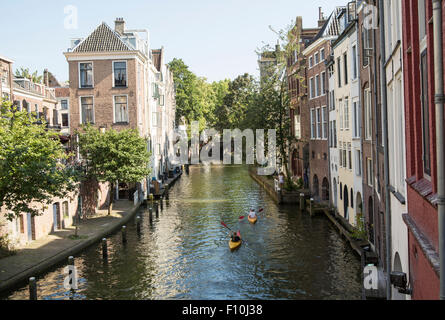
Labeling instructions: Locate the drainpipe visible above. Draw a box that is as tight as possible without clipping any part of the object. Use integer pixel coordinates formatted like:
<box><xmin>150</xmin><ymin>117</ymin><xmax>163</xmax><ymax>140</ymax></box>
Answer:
<box><xmin>432</xmin><ymin>0</ymin><xmax>445</xmax><ymax>300</ymax></box>
<box><xmin>378</xmin><ymin>0</ymin><xmax>392</xmax><ymax>300</ymax></box>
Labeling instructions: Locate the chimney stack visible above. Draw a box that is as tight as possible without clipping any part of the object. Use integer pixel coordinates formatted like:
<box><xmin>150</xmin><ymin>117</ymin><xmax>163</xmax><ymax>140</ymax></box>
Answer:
<box><xmin>115</xmin><ymin>18</ymin><xmax>125</xmax><ymax>35</ymax></box>
<box><xmin>44</xmin><ymin>69</ymin><xmax>49</xmax><ymax>87</ymax></box>
<box><xmin>318</xmin><ymin>7</ymin><xmax>326</xmax><ymax>28</ymax></box>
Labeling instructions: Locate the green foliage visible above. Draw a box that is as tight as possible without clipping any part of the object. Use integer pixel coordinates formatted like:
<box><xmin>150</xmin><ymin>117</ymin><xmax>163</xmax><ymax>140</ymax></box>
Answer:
<box><xmin>168</xmin><ymin>58</ymin><xmax>231</xmax><ymax>132</ymax></box>
<box><xmin>77</xmin><ymin>125</ymin><xmax>151</xmax><ymax>184</ymax></box>
<box><xmin>0</xmin><ymin>99</ymin><xmax>78</xmax><ymax>221</ymax></box>
<box><xmin>352</xmin><ymin>212</ymin><xmax>367</xmax><ymax>240</ymax></box>
<box><xmin>14</xmin><ymin>67</ymin><xmax>43</xmax><ymax>84</ymax></box>
<box><xmin>214</xmin><ymin>74</ymin><xmax>257</xmax><ymax>131</ymax></box>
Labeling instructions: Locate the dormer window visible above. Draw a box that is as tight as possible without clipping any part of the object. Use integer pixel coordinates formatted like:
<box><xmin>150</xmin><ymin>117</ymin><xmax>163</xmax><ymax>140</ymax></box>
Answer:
<box><xmin>113</xmin><ymin>61</ymin><xmax>127</xmax><ymax>87</ymax></box>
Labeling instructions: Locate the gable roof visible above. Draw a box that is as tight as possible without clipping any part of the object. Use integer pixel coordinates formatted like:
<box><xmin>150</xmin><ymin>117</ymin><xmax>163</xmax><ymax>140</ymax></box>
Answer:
<box><xmin>307</xmin><ymin>6</ymin><xmax>346</xmax><ymax>47</ymax></box>
<box><xmin>73</xmin><ymin>22</ymin><xmax>133</xmax><ymax>53</ymax></box>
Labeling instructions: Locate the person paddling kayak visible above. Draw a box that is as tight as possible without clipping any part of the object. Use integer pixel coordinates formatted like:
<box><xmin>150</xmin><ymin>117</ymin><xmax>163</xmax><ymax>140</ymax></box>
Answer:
<box><xmin>248</xmin><ymin>209</ymin><xmax>258</xmax><ymax>224</ymax></box>
<box><xmin>230</xmin><ymin>231</ymin><xmax>241</xmax><ymax>242</ymax></box>
<box><xmin>248</xmin><ymin>209</ymin><xmax>256</xmax><ymax>219</ymax></box>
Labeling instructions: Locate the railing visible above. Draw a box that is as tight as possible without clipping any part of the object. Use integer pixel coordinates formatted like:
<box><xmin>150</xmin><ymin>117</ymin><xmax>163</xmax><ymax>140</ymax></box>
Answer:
<box><xmin>13</xmin><ymin>79</ymin><xmax>44</xmax><ymax>96</ymax></box>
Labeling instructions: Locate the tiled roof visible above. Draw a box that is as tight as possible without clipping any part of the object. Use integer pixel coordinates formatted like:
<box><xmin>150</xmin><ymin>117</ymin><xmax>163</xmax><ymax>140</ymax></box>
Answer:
<box><xmin>73</xmin><ymin>22</ymin><xmax>133</xmax><ymax>53</ymax></box>
<box><xmin>307</xmin><ymin>6</ymin><xmax>346</xmax><ymax>47</ymax></box>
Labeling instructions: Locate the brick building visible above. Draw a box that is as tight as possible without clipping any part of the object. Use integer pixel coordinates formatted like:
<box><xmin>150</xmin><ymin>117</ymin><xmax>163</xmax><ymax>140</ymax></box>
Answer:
<box><xmin>287</xmin><ymin>17</ymin><xmax>320</xmax><ymax>184</ymax></box>
<box><xmin>303</xmin><ymin>8</ymin><xmax>343</xmax><ymax>203</ymax></box>
<box><xmin>64</xmin><ymin>18</ymin><xmax>176</xmax><ymax>214</ymax></box>
<box><xmin>0</xmin><ymin>55</ymin><xmax>78</xmax><ymax>248</ymax></box>
<box><xmin>401</xmin><ymin>0</ymin><xmax>444</xmax><ymax>300</ymax></box>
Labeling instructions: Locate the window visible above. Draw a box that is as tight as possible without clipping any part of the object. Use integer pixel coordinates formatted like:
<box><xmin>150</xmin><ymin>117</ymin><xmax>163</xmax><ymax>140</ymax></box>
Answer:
<box><xmin>310</xmin><ymin>77</ymin><xmax>315</xmax><ymax>99</ymax></box>
<box><xmin>79</xmin><ymin>63</ymin><xmax>93</xmax><ymax>88</ymax></box>
<box><xmin>362</xmin><ymin>27</ymin><xmax>371</xmax><ymax>67</ymax></box>
<box><xmin>317</xmin><ymin>108</ymin><xmax>322</xmax><ymax>139</ymax></box>
<box><xmin>339</xmin><ymin>99</ymin><xmax>343</xmax><ymax>129</ymax></box>
<box><xmin>420</xmin><ymin>50</ymin><xmax>431</xmax><ymax>176</ymax></box>
<box><xmin>315</xmin><ymin>52</ymin><xmax>319</xmax><ymax>65</ymax></box>
<box><xmin>343</xmin><ymin>53</ymin><xmax>348</xmax><ymax>85</ymax></box>
<box><xmin>337</xmin><ymin>57</ymin><xmax>342</xmax><ymax>87</ymax></box>
<box><xmin>339</xmin><ymin>144</ymin><xmax>343</xmax><ymax>167</ymax></box>
<box><xmin>159</xmin><ymin>95</ymin><xmax>165</xmax><ymax>107</ymax></box>
<box><xmin>152</xmin><ymin>112</ymin><xmax>160</xmax><ymax>127</ymax></box>
<box><xmin>364</xmin><ymin>89</ymin><xmax>372</xmax><ymax>140</ymax></box>
<box><xmin>113</xmin><ymin>61</ymin><xmax>127</xmax><ymax>87</ymax></box>
<box><xmin>418</xmin><ymin>0</ymin><xmax>427</xmax><ymax>42</ymax></box>
<box><xmin>53</xmin><ymin>109</ymin><xmax>58</xmax><ymax>126</ymax></box>
<box><xmin>353</xmin><ymin>101</ymin><xmax>359</xmax><ymax>137</ymax></box>
<box><xmin>320</xmin><ymin>48</ymin><xmax>325</xmax><ymax>61</ymax></box>
<box><xmin>309</xmin><ymin>56</ymin><xmax>313</xmax><ymax>68</ymax></box>
<box><xmin>61</xmin><ymin>100</ymin><xmax>68</xmax><ymax>110</ymax></box>
<box><xmin>348</xmin><ymin>144</ymin><xmax>352</xmax><ymax>170</ymax></box>
<box><xmin>316</xmin><ymin>75</ymin><xmax>321</xmax><ymax>97</ymax></box>
<box><xmin>80</xmin><ymin>97</ymin><xmax>94</xmax><ymax>124</ymax></box>
<box><xmin>62</xmin><ymin>114</ymin><xmax>69</xmax><ymax>127</ymax></box>
<box><xmin>321</xmin><ymin>72</ymin><xmax>326</xmax><ymax>95</ymax></box>
<box><xmin>322</xmin><ymin>107</ymin><xmax>328</xmax><ymax>139</ymax></box>
<box><xmin>352</xmin><ymin>45</ymin><xmax>357</xmax><ymax>79</ymax></box>
<box><xmin>367</xmin><ymin>158</ymin><xmax>374</xmax><ymax>186</ymax></box>
<box><xmin>356</xmin><ymin>150</ymin><xmax>362</xmax><ymax>176</ymax></box>
<box><xmin>333</xmin><ymin>120</ymin><xmax>337</xmax><ymax>148</ymax></box>
<box><xmin>114</xmin><ymin>95</ymin><xmax>128</xmax><ymax>123</ymax></box>
<box><xmin>344</xmin><ymin>98</ymin><xmax>349</xmax><ymax>130</ymax></box>
<box><xmin>311</xmin><ymin>109</ymin><xmax>316</xmax><ymax>139</ymax></box>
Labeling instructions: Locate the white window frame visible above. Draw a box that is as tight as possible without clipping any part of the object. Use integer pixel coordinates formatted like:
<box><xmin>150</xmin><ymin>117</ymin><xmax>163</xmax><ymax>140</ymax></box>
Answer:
<box><xmin>321</xmin><ymin>72</ymin><xmax>326</xmax><ymax>96</ymax></box>
<box><xmin>79</xmin><ymin>96</ymin><xmax>95</xmax><ymax>125</ymax></box>
<box><xmin>113</xmin><ymin>94</ymin><xmax>129</xmax><ymax>124</ymax></box>
<box><xmin>112</xmin><ymin>60</ymin><xmax>128</xmax><ymax>88</ymax></box>
<box><xmin>320</xmin><ymin>48</ymin><xmax>325</xmax><ymax>62</ymax></box>
<box><xmin>78</xmin><ymin>61</ymin><xmax>94</xmax><ymax>89</ymax></box>
<box><xmin>322</xmin><ymin>106</ymin><xmax>328</xmax><ymax>140</ymax></box>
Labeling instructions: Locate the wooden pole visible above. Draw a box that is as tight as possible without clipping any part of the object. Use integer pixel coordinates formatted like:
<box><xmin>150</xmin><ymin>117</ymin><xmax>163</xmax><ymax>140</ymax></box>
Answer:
<box><xmin>29</xmin><ymin>277</ymin><xmax>37</xmax><ymax>300</ymax></box>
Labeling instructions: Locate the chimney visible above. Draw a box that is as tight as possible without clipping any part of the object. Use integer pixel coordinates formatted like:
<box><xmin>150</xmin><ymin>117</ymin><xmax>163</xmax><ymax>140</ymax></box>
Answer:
<box><xmin>318</xmin><ymin>7</ymin><xmax>326</xmax><ymax>28</ymax></box>
<box><xmin>44</xmin><ymin>69</ymin><xmax>49</xmax><ymax>87</ymax></box>
<box><xmin>115</xmin><ymin>18</ymin><xmax>125</xmax><ymax>35</ymax></box>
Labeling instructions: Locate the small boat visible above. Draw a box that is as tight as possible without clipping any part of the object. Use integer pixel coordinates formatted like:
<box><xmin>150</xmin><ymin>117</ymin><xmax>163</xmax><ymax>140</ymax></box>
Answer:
<box><xmin>248</xmin><ymin>215</ymin><xmax>258</xmax><ymax>224</ymax></box>
<box><xmin>229</xmin><ymin>232</ymin><xmax>242</xmax><ymax>251</ymax></box>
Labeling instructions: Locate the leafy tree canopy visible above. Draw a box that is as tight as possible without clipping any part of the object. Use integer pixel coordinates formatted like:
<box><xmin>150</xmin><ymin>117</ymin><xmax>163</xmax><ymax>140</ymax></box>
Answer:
<box><xmin>0</xmin><ymin>99</ymin><xmax>78</xmax><ymax>221</ymax></box>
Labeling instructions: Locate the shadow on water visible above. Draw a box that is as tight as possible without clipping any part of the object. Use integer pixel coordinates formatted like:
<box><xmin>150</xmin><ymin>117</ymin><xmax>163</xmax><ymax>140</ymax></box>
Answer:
<box><xmin>2</xmin><ymin>165</ymin><xmax>362</xmax><ymax>300</ymax></box>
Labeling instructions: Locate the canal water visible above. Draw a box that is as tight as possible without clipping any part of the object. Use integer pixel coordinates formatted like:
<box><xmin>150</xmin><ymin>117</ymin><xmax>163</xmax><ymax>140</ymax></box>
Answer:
<box><xmin>2</xmin><ymin>165</ymin><xmax>362</xmax><ymax>300</ymax></box>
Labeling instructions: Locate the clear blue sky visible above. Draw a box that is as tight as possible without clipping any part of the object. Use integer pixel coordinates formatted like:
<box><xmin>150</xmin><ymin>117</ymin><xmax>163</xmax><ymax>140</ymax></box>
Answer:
<box><xmin>0</xmin><ymin>0</ymin><xmax>347</xmax><ymax>83</ymax></box>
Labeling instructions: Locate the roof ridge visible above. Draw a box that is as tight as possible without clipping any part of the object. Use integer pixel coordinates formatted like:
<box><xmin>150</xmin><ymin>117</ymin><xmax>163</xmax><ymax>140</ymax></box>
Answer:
<box><xmin>73</xmin><ymin>21</ymin><xmax>133</xmax><ymax>53</ymax></box>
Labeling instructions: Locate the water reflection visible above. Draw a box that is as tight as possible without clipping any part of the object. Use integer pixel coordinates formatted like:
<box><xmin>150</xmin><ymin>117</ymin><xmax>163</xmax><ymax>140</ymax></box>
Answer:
<box><xmin>3</xmin><ymin>166</ymin><xmax>361</xmax><ymax>300</ymax></box>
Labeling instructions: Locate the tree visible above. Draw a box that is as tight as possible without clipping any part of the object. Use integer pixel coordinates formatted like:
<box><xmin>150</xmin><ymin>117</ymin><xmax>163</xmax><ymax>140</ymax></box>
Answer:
<box><xmin>249</xmin><ymin>22</ymin><xmax>301</xmax><ymax>189</ymax></box>
<box><xmin>0</xmin><ymin>99</ymin><xmax>78</xmax><ymax>221</ymax></box>
<box><xmin>14</xmin><ymin>67</ymin><xmax>43</xmax><ymax>84</ymax></box>
<box><xmin>214</xmin><ymin>74</ymin><xmax>256</xmax><ymax>131</ymax></box>
<box><xmin>77</xmin><ymin>125</ymin><xmax>151</xmax><ymax>215</ymax></box>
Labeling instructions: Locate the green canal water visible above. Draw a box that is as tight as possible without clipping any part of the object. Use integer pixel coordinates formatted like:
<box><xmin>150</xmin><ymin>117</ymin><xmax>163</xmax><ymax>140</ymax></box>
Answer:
<box><xmin>3</xmin><ymin>165</ymin><xmax>362</xmax><ymax>300</ymax></box>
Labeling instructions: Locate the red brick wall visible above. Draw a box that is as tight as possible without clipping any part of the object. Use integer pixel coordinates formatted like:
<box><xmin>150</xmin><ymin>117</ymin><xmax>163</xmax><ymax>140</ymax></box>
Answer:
<box><xmin>69</xmin><ymin>58</ymin><xmax>139</xmax><ymax>134</ymax></box>
<box><xmin>408</xmin><ymin>231</ymin><xmax>440</xmax><ymax>299</ymax></box>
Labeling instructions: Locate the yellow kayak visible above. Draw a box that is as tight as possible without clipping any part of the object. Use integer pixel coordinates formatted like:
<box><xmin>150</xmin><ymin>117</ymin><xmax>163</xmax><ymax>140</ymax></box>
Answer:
<box><xmin>229</xmin><ymin>239</ymin><xmax>242</xmax><ymax>251</ymax></box>
<box><xmin>229</xmin><ymin>232</ymin><xmax>242</xmax><ymax>251</ymax></box>
<box><xmin>248</xmin><ymin>215</ymin><xmax>258</xmax><ymax>224</ymax></box>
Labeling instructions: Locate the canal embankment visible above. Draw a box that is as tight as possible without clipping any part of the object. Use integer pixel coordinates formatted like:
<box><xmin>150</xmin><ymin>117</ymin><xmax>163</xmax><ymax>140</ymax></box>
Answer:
<box><xmin>248</xmin><ymin>166</ymin><xmax>371</xmax><ymax>259</ymax></box>
<box><xmin>0</xmin><ymin>200</ymin><xmax>142</xmax><ymax>293</ymax></box>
